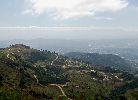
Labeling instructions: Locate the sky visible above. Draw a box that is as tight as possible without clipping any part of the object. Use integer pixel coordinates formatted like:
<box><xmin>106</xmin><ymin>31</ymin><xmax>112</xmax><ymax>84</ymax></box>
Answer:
<box><xmin>0</xmin><ymin>0</ymin><xmax>138</xmax><ymax>40</ymax></box>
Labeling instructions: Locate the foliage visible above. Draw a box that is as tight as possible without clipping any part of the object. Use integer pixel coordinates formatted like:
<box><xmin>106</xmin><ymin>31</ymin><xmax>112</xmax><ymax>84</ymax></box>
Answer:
<box><xmin>0</xmin><ymin>44</ymin><xmax>137</xmax><ymax>99</ymax></box>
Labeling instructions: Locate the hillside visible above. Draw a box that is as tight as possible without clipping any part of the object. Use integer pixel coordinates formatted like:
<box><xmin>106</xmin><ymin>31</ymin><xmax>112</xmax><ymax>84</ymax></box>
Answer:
<box><xmin>0</xmin><ymin>44</ymin><xmax>138</xmax><ymax>100</ymax></box>
<box><xmin>65</xmin><ymin>52</ymin><xmax>133</xmax><ymax>72</ymax></box>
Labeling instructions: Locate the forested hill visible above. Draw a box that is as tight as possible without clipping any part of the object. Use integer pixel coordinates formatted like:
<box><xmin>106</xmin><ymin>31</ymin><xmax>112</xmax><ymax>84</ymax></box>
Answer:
<box><xmin>0</xmin><ymin>44</ymin><xmax>138</xmax><ymax>100</ymax></box>
<box><xmin>65</xmin><ymin>52</ymin><xmax>133</xmax><ymax>72</ymax></box>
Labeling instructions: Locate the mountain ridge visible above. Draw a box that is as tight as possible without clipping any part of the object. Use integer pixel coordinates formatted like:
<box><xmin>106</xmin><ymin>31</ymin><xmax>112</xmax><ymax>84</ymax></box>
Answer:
<box><xmin>65</xmin><ymin>52</ymin><xmax>132</xmax><ymax>72</ymax></box>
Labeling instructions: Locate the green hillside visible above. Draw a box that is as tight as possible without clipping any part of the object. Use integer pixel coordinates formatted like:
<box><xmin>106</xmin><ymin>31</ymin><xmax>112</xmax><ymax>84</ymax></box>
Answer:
<box><xmin>0</xmin><ymin>44</ymin><xmax>137</xmax><ymax>100</ymax></box>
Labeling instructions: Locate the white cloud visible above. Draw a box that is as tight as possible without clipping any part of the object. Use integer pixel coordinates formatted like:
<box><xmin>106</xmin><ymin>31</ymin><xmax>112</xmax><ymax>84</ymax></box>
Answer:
<box><xmin>94</xmin><ymin>17</ymin><xmax>113</xmax><ymax>20</ymax></box>
<box><xmin>24</xmin><ymin>0</ymin><xmax>128</xmax><ymax>19</ymax></box>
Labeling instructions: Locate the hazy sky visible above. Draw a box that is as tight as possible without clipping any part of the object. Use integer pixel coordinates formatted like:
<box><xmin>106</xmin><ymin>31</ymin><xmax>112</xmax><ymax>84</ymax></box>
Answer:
<box><xmin>0</xmin><ymin>0</ymin><xmax>138</xmax><ymax>40</ymax></box>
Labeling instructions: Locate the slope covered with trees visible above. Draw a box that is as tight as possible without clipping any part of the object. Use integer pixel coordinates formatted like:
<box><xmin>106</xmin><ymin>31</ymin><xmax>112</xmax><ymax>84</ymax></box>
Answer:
<box><xmin>0</xmin><ymin>44</ymin><xmax>137</xmax><ymax>100</ymax></box>
<box><xmin>65</xmin><ymin>52</ymin><xmax>133</xmax><ymax>72</ymax></box>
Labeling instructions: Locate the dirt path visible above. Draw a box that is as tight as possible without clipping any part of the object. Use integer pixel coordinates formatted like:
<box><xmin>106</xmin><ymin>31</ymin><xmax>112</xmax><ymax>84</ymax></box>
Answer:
<box><xmin>50</xmin><ymin>84</ymin><xmax>66</xmax><ymax>96</ymax></box>
<box><xmin>33</xmin><ymin>74</ymin><xmax>39</xmax><ymax>84</ymax></box>
<box><xmin>51</xmin><ymin>54</ymin><xmax>58</xmax><ymax>65</ymax></box>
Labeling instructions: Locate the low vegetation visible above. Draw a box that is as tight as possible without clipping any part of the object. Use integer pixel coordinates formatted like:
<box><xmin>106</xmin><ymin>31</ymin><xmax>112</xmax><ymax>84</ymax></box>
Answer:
<box><xmin>0</xmin><ymin>44</ymin><xmax>137</xmax><ymax>100</ymax></box>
